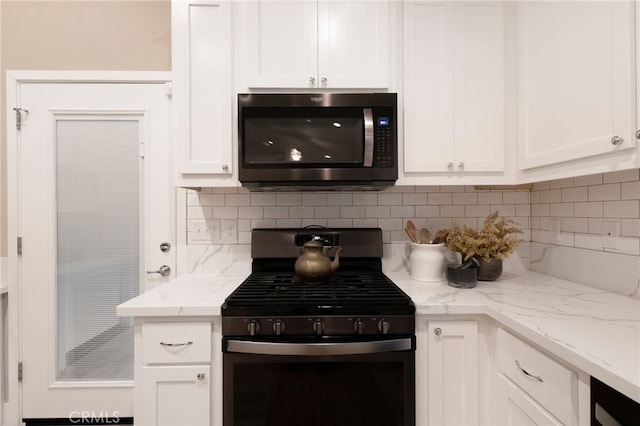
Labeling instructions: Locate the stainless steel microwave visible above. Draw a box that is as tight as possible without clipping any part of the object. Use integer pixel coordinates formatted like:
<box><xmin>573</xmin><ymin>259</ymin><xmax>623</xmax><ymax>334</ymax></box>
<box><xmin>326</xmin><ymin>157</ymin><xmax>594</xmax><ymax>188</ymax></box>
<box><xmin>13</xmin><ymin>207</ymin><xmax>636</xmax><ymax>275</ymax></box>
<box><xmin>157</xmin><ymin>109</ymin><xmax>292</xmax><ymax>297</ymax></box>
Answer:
<box><xmin>238</xmin><ymin>93</ymin><xmax>397</xmax><ymax>190</ymax></box>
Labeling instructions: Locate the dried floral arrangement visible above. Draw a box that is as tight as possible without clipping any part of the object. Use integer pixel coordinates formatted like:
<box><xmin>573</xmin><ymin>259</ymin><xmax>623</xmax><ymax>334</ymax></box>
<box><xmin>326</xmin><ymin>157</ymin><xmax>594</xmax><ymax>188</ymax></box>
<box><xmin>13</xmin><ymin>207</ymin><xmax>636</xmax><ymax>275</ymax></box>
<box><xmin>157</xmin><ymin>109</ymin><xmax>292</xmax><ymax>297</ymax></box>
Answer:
<box><xmin>444</xmin><ymin>211</ymin><xmax>523</xmax><ymax>261</ymax></box>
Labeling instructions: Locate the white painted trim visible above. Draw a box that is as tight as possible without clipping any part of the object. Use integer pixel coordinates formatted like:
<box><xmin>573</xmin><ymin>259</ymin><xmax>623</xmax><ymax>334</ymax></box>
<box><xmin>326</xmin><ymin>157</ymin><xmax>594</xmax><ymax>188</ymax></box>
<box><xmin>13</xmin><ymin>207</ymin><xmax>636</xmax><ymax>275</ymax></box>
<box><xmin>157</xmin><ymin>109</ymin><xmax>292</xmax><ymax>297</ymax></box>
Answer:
<box><xmin>176</xmin><ymin>188</ymin><xmax>188</xmax><ymax>276</ymax></box>
<box><xmin>6</xmin><ymin>69</ymin><xmax>23</xmax><ymax>426</ymax></box>
<box><xmin>5</xmin><ymin>70</ymin><xmax>172</xmax><ymax>85</ymax></box>
<box><xmin>5</xmin><ymin>70</ymin><xmax>173</xmax><ymax>426</ymax></box>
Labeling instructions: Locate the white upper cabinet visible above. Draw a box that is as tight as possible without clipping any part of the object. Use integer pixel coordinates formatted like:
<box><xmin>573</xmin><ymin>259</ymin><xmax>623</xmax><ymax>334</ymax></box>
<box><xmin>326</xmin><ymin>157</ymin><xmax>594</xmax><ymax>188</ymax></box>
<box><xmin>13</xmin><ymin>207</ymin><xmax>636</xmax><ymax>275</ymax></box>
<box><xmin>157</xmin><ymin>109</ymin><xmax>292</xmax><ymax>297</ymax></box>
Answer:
<box><xmin>242</xmin><ymin>1</ymin><xmax>318</xmax><ymax>88</ymax></box>
<box><xmin>403</xmin><ymin>1</ymin><xmax>505</xmax><ymax>174</ymax></box>
<box><xmin>173</xmin><ymin>0</ymin><xmax>234</xmax><ymax>183</ymax></box>
<box><xmin>516</xmin><ymin>1</ymin><xmax>637</xmax><ymax>172</ymax></box>
<box><xmin>241</xmin><ymin>0</ymin><xmax>389</xmax><ymax>89</ymax></box>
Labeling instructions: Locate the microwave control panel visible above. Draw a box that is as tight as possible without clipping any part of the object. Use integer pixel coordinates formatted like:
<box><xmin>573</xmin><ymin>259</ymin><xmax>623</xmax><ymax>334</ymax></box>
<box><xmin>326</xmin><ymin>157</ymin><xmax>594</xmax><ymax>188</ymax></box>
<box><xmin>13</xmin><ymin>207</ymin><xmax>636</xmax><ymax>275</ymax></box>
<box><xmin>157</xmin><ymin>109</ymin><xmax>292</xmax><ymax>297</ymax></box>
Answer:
<box><xmin>374</xmin><ymin>116</ymin><xmax>394</xmax><ymax>167</ymax></box>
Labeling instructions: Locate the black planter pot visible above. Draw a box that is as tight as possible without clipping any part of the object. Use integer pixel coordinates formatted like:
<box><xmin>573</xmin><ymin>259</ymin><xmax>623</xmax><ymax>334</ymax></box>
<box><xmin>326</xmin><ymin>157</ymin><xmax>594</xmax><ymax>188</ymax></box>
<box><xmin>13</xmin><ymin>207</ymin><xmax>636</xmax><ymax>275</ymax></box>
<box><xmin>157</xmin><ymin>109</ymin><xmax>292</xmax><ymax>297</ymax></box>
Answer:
<box><xmin>475</xmin><ymin>257</ymin><xmax>503</xmax><ymax>281</ymax></box>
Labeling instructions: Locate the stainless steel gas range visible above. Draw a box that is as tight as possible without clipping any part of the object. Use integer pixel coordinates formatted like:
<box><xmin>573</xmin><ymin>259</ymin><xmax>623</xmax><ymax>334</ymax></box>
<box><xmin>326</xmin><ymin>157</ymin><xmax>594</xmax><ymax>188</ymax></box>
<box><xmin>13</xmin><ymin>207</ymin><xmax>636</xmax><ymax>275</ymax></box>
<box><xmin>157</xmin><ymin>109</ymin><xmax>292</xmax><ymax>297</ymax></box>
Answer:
<box><xmin>221</xmin><ymin>227</ymin><xmax>415</xmax><ymax>426</ymax></box>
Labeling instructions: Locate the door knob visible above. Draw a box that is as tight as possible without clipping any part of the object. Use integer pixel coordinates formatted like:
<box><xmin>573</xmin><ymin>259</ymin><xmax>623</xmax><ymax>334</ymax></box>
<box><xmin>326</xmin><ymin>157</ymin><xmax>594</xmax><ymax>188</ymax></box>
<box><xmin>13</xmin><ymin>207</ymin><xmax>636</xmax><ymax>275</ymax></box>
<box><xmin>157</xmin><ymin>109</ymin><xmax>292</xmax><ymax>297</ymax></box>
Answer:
<box><xmin>146</xmin><ymin>265</ymin><xmax>171</xmax><ymax>277</ymax></box>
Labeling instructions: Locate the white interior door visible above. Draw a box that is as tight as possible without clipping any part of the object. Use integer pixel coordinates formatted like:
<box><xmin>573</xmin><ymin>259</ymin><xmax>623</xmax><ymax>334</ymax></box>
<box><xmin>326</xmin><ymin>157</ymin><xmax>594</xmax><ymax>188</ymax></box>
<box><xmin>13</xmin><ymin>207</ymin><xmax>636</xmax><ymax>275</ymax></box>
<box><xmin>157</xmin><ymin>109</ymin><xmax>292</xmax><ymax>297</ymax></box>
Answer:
<box><xmin>15</xmin><ymin>79</ymin><xmax>174</xmax><ymax>419</ymax></box>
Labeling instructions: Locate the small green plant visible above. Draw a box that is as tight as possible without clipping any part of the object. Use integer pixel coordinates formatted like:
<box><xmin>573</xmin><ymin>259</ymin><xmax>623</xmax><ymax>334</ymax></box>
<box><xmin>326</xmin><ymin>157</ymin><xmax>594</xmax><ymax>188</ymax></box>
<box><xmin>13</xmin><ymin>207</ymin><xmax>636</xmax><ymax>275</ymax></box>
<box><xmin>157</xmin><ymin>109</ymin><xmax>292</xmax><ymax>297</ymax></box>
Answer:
<box><xmin>445</xmin><ymin>211</ymin><xmax>523</xmax><ymax>261</ymax></box>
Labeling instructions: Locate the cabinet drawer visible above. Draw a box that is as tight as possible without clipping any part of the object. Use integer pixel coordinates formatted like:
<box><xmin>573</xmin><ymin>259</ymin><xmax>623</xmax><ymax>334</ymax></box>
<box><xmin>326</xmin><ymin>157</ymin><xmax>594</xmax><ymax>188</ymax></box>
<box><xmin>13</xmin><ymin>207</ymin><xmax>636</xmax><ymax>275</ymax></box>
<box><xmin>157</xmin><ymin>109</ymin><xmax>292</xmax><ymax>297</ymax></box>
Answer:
<box><xmin>497</xmin><ymin>329</ymin><xmax>577</xmax><ymax>425</ymax></box>
<box><xmin>142</xmin><ymin>322</ymin><xmax>211</xmax><ymax>364</ymax></box>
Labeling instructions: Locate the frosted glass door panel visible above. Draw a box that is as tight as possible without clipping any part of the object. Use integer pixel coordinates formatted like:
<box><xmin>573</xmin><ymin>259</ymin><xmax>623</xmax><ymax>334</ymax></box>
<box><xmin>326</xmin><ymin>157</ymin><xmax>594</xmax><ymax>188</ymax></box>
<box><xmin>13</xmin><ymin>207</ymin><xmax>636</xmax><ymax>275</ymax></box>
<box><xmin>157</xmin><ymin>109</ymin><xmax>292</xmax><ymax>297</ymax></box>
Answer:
<box><xmin>55</xmin><ymin>119</ymin><xmax>140</xmax><ymax>381</ymax></box>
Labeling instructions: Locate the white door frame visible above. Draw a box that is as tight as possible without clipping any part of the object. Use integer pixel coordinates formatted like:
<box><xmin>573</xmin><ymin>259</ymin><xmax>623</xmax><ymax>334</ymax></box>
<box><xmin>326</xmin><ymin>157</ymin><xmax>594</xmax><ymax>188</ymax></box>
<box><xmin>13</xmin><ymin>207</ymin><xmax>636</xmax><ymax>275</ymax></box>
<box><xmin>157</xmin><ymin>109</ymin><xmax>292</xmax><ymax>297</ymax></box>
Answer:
<box><xmin>5</xmin><ymin>70</ymin><xmax>173</xmax><ymax>425</ymax></box>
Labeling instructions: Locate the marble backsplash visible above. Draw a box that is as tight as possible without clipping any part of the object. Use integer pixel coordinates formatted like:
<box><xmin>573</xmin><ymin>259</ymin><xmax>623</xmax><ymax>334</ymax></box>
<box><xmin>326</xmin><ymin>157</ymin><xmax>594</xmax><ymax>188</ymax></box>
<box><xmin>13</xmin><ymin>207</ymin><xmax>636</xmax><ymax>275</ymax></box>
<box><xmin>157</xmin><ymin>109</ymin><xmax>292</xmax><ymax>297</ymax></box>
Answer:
<box><xmin>183</xmin><ymin>170</ymin><xmax>640</xmax><ymax>299</ymax></box>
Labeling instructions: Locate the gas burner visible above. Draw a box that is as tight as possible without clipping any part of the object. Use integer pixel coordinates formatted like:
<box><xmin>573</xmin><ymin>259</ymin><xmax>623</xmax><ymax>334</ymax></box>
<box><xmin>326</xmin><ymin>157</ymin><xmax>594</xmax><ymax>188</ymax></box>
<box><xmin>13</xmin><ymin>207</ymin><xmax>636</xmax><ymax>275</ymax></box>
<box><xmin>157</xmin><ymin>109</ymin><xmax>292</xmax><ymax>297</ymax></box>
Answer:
<box><xmin>222</xmin><ymin>228</ymin><xmax>415</xmax><ymax>323</ymax></box>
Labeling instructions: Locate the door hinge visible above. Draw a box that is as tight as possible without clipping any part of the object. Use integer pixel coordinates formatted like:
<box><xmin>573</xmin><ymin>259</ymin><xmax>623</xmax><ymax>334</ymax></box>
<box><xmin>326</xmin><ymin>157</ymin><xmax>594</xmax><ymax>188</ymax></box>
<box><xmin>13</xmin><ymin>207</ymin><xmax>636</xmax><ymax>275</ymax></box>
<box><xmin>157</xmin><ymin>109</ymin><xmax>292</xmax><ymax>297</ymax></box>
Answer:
<box><xmin>17</xmin><ymin>237</ymin><xmax>22</xmax><ymax>256</ymax></box>
<box><xmin>12</xmin><ymin>107</ymin><xmax>29</xmax><ymax>130</ymax></box>
<box><xmin>18</xmin><ymin>362</ymin><xmax>23</xmax><ymax>381</ymax></box>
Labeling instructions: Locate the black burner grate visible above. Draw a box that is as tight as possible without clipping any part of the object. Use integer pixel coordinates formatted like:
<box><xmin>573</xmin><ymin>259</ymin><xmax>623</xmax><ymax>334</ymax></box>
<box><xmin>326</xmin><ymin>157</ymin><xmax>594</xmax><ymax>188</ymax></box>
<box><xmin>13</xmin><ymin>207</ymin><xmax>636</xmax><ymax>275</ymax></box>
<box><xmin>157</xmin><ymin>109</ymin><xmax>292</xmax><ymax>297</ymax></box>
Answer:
<box><xmin>223</xmin><ymin>271</ymin><xmax>413</xmax><ymax>314</ymax></box>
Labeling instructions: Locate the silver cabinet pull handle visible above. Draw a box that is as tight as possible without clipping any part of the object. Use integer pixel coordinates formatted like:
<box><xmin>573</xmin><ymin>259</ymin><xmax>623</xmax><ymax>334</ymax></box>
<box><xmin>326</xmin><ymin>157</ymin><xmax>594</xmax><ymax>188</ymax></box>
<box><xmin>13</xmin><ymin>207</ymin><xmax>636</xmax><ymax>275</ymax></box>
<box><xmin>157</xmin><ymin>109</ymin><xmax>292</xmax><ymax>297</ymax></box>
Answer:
<box><xmin>611</xmin><ymin>136</ymin><xmax>624</xmax><ymax>146</ymax></box>
<box><xmin>447</xmin><ymin>162</ymin><xmax>454</xmax><ymax>169</ymax></box>
<box><xmin>309</xmin><ymin>77</ymin><xmax>316</xmax><ymax>87</ymax></box>
<box><xmin>196</xmin><ymin>373</ymin><xmax>206</xmax><ymax>381</ymax></box>
<box><xmin>515</xmin><ymin>360</ymin><xmax>544</xmax><ymax>382</ymax></box>
<box><xmin>635</xmin><ymin>130</ymin><xmax>640</xmax><ymax>140</ymax></box>
<box><xmin>321</xmin><ymin>77</ymin><xmax>328</xmax><ymax>87</ymax></box>
<box><xmin>458</xmin><ymin>162</ymin><xmax>465</xmax><ymax>169</ymax></box>
<box><xmin>146</xmin><ymin>265</ymin><xmax>171</xmax><ymax>276</ymax></box>
<box><xmin>434</xmin><ymin>327</ymin><xmax>442</xmax><ymax>336</ymax></box>
<box><xmin>160</xmin><ymin>341</ymin><xmax>193</xmax><ymax>347</ymax></box>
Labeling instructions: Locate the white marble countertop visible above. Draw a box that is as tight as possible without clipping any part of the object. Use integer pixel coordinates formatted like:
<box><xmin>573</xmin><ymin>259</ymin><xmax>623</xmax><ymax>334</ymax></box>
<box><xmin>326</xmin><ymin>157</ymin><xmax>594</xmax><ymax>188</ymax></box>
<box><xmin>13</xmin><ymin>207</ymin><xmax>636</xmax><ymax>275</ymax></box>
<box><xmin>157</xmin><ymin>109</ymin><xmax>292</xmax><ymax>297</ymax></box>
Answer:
<box><xmin>386</xmin><ymin>270</ymin><xmax>640</xmax><ymax>404</ymax></box>
<box><xmin>116</xmin><ymin>274</ymin><xmax>245</xmax><ymax>317</ymax></box>
<box><xmin>117</xmin><ymin>270</ymin><xmax>640</xmax><ymax>404</ymax></box>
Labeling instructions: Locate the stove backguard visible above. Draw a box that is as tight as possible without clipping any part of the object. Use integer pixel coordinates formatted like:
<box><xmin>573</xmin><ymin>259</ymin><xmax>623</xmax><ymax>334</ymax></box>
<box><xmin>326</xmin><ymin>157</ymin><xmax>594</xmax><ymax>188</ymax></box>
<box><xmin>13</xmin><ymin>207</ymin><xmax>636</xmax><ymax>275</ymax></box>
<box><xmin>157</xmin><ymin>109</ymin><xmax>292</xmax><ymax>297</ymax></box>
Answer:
<box><xmin>250</xmin><ymin>227</ymin><xmax>384</xmax><ymax>263</ymax></box>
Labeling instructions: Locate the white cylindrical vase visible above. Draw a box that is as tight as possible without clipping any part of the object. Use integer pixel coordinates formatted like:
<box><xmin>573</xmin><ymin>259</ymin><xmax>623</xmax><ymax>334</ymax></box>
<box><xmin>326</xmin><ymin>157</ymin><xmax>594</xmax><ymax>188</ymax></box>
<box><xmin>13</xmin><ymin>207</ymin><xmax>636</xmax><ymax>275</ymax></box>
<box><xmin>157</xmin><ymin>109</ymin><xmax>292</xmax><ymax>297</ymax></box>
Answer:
<box><xmin>409</xmin><ymin>243</ymin><xmax>445</xmax><ymax>282</ymax></box>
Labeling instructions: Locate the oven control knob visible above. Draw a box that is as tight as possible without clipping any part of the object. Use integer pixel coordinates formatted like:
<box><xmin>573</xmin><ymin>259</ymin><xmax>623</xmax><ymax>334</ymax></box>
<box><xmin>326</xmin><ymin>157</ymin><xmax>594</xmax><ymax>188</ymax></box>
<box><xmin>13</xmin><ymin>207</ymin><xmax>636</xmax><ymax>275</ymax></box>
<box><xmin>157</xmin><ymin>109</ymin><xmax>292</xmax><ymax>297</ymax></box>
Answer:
<box><xmin>378</xmin><ymin>319</ymin><xmax>391</xmax><ymax>335</ymax></box>
<box><xmin>273</xmin><ymin>319</ymin><xmax>285</xmax><ymax>336</ymax></box>
<box><xmin>312</xmin><ymin>319</ymin><xmax>325</xmax><ymax>336</ymax></box>
<box><xmin>354</xmin><ymin>319</ymin><xmax>365</xmax><ymax>335</ymax></box>
<box><xmin>248</xmin><ymin>319</ymin><xmax>261</xmax><ymax>336</ymax></box>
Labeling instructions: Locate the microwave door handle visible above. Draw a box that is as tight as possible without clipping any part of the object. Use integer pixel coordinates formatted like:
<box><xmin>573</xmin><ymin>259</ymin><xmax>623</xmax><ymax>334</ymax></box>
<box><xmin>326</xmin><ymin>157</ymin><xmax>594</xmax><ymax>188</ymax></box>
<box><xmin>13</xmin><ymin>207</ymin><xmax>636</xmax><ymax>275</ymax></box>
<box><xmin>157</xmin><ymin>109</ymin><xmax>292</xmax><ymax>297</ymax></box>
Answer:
<box><xmin>363</xmin><ymin>108</ymin><xmax>374</xmax><ymax>167</ymax></box>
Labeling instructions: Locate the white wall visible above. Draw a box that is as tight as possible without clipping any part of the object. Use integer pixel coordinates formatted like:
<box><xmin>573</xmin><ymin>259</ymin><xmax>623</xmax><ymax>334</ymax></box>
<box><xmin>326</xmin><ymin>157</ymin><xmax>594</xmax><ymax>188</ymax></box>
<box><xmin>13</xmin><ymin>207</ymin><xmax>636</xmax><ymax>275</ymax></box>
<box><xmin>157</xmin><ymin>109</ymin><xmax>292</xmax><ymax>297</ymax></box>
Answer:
<box><xmin>0</xmin><ymin>0</ymin><xmax>171</xmax><ymax>256</ymax></box>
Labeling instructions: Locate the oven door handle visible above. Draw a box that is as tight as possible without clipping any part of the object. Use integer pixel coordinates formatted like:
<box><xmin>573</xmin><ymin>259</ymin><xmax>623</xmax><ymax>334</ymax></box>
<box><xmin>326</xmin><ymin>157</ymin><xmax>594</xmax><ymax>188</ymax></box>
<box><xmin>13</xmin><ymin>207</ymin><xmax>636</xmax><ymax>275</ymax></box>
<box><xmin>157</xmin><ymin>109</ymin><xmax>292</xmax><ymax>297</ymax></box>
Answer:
<box><xmin>363</xmin><ymin>108</ymin><xmax>374</xmax><ymax>167</ymax></box>
<box><xmin>225</xmin><ymin>338</ymin><xmax>412</xmax><ymax>356</ymax></box>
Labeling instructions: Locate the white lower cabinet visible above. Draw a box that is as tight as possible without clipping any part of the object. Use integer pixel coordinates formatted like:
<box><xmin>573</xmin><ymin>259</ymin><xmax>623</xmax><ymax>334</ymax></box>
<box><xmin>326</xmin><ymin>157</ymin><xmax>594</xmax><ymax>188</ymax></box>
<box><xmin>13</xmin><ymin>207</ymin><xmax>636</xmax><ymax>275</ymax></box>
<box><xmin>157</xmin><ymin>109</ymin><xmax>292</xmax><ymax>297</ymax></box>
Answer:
<box><xmin>497</xmin><ymin>373</ymin><xmax>562</xmax><ymax>425</ymax></box>
<box><xmin>141</xmin><ymin>365</ymin><xmax>211</xmax><ymax>426</ymax></box>
<box><xmin>135</xmin><ymin>320</ymin><xmax>214</xmax><ymax>426</ymax></box>
<box><xmin>496</xmin><ymin>328</ymin><xmax>581</xmax><ymax>425</ymax></box>
<box><xmin>417</xmin><ymin>318</ymin><xmax>479</xmax><ymax>426</ymax></box>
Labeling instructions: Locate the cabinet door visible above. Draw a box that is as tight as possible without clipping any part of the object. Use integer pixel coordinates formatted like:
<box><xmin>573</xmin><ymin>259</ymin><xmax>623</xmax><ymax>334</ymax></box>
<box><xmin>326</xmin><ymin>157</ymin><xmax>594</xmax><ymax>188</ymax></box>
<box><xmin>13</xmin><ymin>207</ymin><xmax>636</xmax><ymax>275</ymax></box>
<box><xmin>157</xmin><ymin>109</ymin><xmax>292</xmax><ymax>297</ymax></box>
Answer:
<box><xmin>453</xmin><ymin>2</ymin><xmax>504</xmax><ymax>172</ymax></box>
<box><xmin>318</xmin><ymin>1</ymin><xmax>389</xmax><ymax>88</ymax></box>
<box><xmin>403</xmin><ymin>2</ymin><xmax>504</xmax><ymax>173</ymax></box>
<box><xmin>497</xmin><ymin>374</ymin><xmax>563</xmax><ymax>426</ymax></box>
<box><xmin>243</xmin><ymin>1</ymin><xmax>318</xmax><ymax>88</ymax></box>
<box><xmin>141</xmin><ymin>365</ymin><xmax>211</xmax><ymax>426</ymax></box>
<box><xmin>403</xmin><ymin>1</ymin><xmax>455</xmax><ymax>172</ymax></box>
<box><xmin>427</xmin><ymin>321</ymin><xmax>479</xmax><ymax>426</ymax></box>
<box><xmin>517</xmin><ymin>1</ymin><xmax>636</xmax><ymax>170</ymax></box>
<box><xmin>173</xmin><ymin>1</ymin><xmax>233</xmax><ymax>175</ymax></box>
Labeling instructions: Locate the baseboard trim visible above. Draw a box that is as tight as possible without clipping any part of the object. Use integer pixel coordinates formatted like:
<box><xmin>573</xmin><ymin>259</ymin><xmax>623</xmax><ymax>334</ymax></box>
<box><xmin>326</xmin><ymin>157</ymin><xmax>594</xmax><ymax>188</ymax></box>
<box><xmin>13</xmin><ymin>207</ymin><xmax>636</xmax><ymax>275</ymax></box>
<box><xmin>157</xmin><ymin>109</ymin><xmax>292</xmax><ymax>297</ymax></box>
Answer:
<box><xmin>23</xmin><ymin>417</ymin><xmax>133</xmax><ymax>425</ymax></box>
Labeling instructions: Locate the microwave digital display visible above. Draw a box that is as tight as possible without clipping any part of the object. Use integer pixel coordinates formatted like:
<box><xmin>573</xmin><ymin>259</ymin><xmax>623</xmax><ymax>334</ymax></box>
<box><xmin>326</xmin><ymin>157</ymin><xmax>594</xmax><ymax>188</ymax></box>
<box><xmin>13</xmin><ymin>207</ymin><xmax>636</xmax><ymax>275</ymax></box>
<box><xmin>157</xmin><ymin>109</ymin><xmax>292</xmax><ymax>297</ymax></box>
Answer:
<box><xmin>377</xmin><ymin>117</ymin><xmax>390</xmax><ymax>127</ymax></box>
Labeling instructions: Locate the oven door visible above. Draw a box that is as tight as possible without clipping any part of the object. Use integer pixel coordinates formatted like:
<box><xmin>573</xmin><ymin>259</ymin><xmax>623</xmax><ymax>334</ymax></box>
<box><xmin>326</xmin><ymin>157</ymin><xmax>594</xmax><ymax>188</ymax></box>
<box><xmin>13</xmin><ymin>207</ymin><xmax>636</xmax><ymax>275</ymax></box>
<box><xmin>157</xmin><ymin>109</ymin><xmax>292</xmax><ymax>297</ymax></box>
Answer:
<box><xmin>223</xmin><ymin>336</ymin><xmax>415</xmax><ymax>426</ymax></box>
